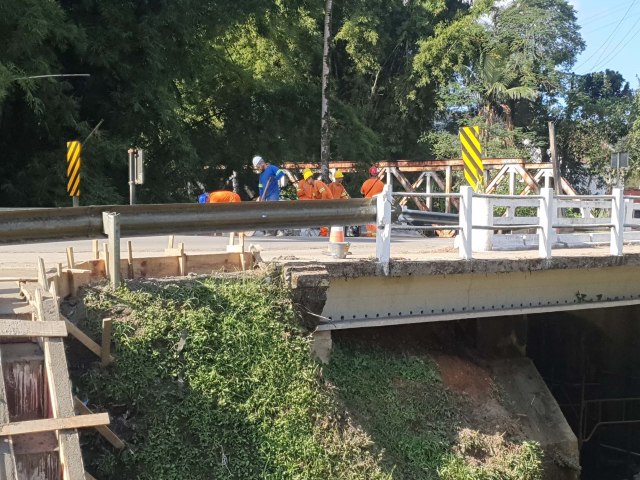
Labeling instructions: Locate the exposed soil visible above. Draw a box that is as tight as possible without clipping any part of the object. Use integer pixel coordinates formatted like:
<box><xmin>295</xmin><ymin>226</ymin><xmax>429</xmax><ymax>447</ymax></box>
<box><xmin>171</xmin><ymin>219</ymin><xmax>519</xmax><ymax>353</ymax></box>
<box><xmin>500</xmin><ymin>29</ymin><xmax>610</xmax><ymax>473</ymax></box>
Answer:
<box><xmin>435</xmin><ymin>354</ymin><xmax>493</xmax><ymax>400</ymax></box>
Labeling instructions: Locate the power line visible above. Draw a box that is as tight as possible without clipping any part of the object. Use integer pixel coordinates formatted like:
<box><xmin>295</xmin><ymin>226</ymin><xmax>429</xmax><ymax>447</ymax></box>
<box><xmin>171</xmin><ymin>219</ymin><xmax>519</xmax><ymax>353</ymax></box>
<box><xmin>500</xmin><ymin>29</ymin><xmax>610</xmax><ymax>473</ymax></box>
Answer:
<box><xmin>591</xmin><ymin>17</ymin><xmax>640</xmax><ymax>70</ymax></box>
<box><xmin>582</xmin><ymin>11</ymin><xmax>640</xmax><ymax>36</ymax></box>
<box><xmin>580</xmin><ymin>0</ymin><xmax>636</xmax><ymax>25</ymax></box>
<box><xmin>574</xmin><ymin>0</ymin><xmax>638</xmax><ymax>72</ymax></box>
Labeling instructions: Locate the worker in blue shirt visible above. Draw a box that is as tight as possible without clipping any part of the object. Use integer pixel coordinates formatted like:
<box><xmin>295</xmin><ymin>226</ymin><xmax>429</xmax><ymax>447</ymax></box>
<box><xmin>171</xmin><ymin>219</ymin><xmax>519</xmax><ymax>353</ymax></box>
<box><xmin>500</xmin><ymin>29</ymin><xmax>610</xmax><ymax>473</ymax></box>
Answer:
<box><xmin>252</xmin><ymin>155</ymin><xmax>284</xmax><ymax>201</ymax></box>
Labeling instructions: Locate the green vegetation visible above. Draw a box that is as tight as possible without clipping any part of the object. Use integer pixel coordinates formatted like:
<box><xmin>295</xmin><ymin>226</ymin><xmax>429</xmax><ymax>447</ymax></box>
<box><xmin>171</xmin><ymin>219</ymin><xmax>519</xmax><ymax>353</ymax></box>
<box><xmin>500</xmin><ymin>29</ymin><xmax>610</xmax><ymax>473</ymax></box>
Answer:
<box><xmin>77</xmin><ymin>277</ymin><xmax>542</xmax><ymax>479</ymax></box>
<box><xmin>78</xmin><ymin>278</ymin><xmax>387</xmax><ymax>479</ymax></box>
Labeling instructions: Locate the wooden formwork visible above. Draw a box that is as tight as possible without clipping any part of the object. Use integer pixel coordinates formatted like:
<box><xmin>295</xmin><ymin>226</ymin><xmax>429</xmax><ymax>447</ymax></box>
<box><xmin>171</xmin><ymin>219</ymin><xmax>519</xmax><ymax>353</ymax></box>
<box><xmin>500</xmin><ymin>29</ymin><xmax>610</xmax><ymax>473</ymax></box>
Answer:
<box><xmin>0</xmin><ymin>239</ymin><xmax>255</xmax><ymax>479</ymax></box>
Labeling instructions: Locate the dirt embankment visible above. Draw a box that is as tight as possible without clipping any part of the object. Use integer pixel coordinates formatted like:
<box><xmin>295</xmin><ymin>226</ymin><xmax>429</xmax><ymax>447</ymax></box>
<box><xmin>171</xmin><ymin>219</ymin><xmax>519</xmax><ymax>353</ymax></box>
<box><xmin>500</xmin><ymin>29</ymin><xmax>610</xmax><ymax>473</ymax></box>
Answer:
<box><xmin>335</xmin><ymin>323</ymin><xmax>580</xmax><ymax>479</ymax></box>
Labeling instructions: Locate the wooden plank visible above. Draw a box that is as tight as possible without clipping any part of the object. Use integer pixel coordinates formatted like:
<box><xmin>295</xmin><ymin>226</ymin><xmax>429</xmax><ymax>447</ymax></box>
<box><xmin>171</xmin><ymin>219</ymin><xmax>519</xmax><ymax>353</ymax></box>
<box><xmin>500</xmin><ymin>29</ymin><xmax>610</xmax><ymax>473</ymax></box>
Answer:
<box><xmin>85</xmin><ymin>472</ymin><xmax>97</xmax><ymax>480</ymax></box>
<box><xmin>103</xmin><ymin>244</ymin><xmax>110</xmax><ymax>279</ymax></box>
<box><xmin>178</xmin><ymin>243</ymin><xmax>186</xmax><ymax>276</ymax></box>
<box><xmin>101</xmin><ymin>319</ymin><xmax>112</xmax><ymax>367</ymax></box>
<box><xmin>92</xmin><ymin>240</ymin><xmax>99</xmax><ymax>260</ymax></box>
<box><xmin>514</xmin><ymin>164</ymin><xmax>539</xmax><ymax>194</ymax></box>
<box><xmin>0</xmin><ymin>344</ymin><xmax>18</xmax><ymax>479</ymax></box>
<box><xmin>0</xmin><ymin>343</ymin><xmax>43</xmax><ymax>363</ymax></box>
<box><xmin>127</xmin><ymin>241</ymin><xmax>134</xmax><ymax>280</ymax></box>
<box><xmin>0</xmin><ymin>320</ymin><xmax>66</xmax><ymax>338</ymax></box>
<box><xmin>64</xmin><ymin>319</ymin><xmax>113</xmax><ymax>363</ymax></box>
<box><xmin>73</xmin><ymin>398</ymin><xmax>124</xmax><ymax>449</ymax></box>
<box><xmin>391</xmin><ymin>168</ymin><xmax>428</xmax><ymax>211</ymax></box>
<box><xmin>37</xmin><ymin>258</ymin><xmax>49</xmax><ymax>291</ymax></box>
<box><xmin>66</xmin><ymin>248</ymin><xmax>75</xmax><ymax>269</ymax></box>
<box><xmin>485</xmin><ymin>165</ymin><xmax>509</xmax><ymax>194</ymax></box>
<box><xmin>38</xmin><ymin>287</ymin><xmax>86</xmax><ymax>479</ymax></box>
<box><xmin>282</xmin><ymin>158</ymin><xmax>526</xmax><ymax>170</ymax></box>
<box><xmin>0</xmin><ymin>414</ymin><xmax>109</xmax><ymax>437</ymax></box>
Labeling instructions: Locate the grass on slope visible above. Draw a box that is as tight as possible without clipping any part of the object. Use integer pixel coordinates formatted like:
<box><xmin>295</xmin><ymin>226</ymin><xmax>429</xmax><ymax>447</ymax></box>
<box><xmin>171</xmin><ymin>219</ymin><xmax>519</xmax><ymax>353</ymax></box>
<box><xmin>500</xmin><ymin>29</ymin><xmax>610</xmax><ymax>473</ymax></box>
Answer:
<box><xmin>76</xmin><ymin>276</ymin><xmax>542</xmax><ymax>480</ymax></box>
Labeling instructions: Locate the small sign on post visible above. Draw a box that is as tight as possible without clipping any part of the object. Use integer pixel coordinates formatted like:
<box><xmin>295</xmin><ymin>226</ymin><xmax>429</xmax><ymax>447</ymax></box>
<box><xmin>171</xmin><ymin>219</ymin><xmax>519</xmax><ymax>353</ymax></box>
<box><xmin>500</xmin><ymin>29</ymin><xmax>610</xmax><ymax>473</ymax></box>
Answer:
<box><xmin>128</xmin><ymin>148</ymin><xmax>145</xmax><ymax>205</ymax></box>
<box><xmin>66</xmin><ymin>141</ymin><xmax>81</xmax><ymax>206</ymax></box>
<box><xmin>610</xmin><ymin>152</ymin><xmax>629</xmax><ymax>169</ymax></box>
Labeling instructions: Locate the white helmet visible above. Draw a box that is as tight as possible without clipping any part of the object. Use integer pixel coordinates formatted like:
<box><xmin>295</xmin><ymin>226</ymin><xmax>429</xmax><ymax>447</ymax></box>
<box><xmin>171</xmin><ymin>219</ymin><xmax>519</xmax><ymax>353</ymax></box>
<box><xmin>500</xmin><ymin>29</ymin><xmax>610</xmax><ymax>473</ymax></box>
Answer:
<box><xmin>252</xmin><ymin>155</ymin><xmax>265</xmax><ymax>168</ymax></box>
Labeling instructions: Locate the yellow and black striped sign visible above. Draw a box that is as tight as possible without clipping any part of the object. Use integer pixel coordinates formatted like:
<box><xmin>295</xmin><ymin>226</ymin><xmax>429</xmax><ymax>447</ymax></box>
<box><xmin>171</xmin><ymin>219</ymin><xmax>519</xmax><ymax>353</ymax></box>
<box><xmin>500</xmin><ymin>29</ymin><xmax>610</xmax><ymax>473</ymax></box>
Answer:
<box><xmin>66</xmin><ymin>141</ymin><xmax>81</xmax><ymax>197</ymax></box>
<box><xmin>459</xmin><ymin>126</ymin><xmax>483</xmax><ymax>190</ymax></box>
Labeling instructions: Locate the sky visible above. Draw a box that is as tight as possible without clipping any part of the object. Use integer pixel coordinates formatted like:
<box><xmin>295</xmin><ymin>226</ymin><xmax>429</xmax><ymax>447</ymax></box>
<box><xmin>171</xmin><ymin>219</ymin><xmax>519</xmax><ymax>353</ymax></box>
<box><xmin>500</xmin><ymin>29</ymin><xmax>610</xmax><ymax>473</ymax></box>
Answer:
<box><xmin>571</xmin><ymin>0</ymin><xmax>640</xmax><ymax>86</ymax></box>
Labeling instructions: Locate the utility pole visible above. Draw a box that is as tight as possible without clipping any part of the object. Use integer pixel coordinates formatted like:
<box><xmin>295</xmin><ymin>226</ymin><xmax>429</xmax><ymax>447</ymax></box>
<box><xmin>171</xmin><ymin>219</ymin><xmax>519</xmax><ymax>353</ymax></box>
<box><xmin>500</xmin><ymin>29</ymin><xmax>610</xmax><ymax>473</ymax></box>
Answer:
<box><xmin>320</xmin><ymin>0</ymin><xmax>333</xmax><ymax>183</ymax></box>
<box><xmin>548</xmin><ymin>121</ymin><xmax>561</xmax><ymax>195</ymax></box>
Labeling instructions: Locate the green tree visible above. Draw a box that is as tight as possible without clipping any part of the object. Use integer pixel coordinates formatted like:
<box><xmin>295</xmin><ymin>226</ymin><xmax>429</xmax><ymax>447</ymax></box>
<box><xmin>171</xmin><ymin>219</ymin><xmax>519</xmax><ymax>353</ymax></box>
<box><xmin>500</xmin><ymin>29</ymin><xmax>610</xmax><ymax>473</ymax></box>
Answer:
<box><xmin>560</xmin><ymin>70</ymin><xmax>636</xmax><ymax>191</ymax></box>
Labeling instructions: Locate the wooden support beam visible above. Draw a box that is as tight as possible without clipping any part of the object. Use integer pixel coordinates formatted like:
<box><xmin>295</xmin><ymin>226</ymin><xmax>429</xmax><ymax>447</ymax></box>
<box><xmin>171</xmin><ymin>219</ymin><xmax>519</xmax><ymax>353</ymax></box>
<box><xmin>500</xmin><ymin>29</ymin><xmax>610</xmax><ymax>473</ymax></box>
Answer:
<box><xmin>398</xmin><ymin>173</ymin><xmax>426</xmax><ymax>208</ymax></box>
<box><xmin>485</xmin><ymin>165</ymin><xmax>509</xmax><ymax>194</ymax></box>
<box><xmin>514</xmin><ymin>164</ymin><xmax>539</xmax><ymax>195</ymax></box>
<box><xmin>64</xmin><ymin>319</ymin><xmax>114</xmax><ymax>363</ymax></box>
<box><xmin>561</xmin><ymin>177</ymin><xmax>578</xmax><ymax>195</ymax></box>
<box><xmin>445</xmin><ymin>166</ymin><xmax>452</xmax><ymax>213</ymax></box>
<box><xmin>391</xmin><ymin>168</ymin><xmax>428</xmax><ymax>211</ymax></box>
<box><xmin>92</xmin><ymin>240</ymin><xmax>99</xmax><ymax>260</ymax></box>
<box><xmin>36</xmin><ymin>287</ymin><xmax>87</xmax><ymax>479</ymax></box>
<box><xmin>0</xmin><ymin>346</ymin><xmax>17</xmax><ymax>479</ymax></box>
<box><xmin>167</xmin><ymin>235</ymin><xmax>175</xmax><ymax>249</ymax></box>
<box><xmin>37</xmin><ymin>258</ymin><xmax>49</xmax><ymax>291</ymax></box>
<box><xmin>127</xmin><ymin>241</ymin><xmax>134</xmax><ymax>280</ymax></box>
<box><xmin>178</xmin><ymin>243</ymin><xmax>186</xmax><ymax>276</ymax></box>
<box><xmin>102</xmin><ymin>244</ymin><xmax>110</xmax><ymax>279</ymax></box>
<box><xmin>66</xmin><ymin>247</ymin><xmax>75</xmax><ymax>269</ymax></box>
<box><xmin>73</xmin><ymin>398</ymin><xmax>124</xmax><ymax>449</ymax></box>
<box><xmin>101</xmin><ymin>319</ymin><xmax>112</xmax><ymax>367</ymax></box>
<box><xmin>0</xmin><ymin>413</ymin><xmax>109</xmax><ymax>437</ymax></box>
<box><xmin>0</xmin><ymin>319</ymin><xmax>67</xmax><ymax>337</ymax></box>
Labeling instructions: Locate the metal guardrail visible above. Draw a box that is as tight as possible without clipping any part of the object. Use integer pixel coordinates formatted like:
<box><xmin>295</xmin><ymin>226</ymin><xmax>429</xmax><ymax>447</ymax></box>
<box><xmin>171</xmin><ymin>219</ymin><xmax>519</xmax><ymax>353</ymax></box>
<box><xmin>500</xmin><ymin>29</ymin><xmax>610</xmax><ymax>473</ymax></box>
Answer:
<box><xmin>0</xmin><ymin>199</ymin><xmax>377</xmax><ymax>244</ymax></box>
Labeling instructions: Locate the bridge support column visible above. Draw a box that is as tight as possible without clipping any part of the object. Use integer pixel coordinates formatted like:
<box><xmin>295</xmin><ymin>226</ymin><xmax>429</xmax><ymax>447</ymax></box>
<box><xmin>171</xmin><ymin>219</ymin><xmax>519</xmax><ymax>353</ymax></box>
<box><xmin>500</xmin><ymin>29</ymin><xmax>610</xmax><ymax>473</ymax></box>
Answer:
<box><xmin>311</xmin><ymin>330</ymin><xmax>332</xmax><ymax>364</ymax></box>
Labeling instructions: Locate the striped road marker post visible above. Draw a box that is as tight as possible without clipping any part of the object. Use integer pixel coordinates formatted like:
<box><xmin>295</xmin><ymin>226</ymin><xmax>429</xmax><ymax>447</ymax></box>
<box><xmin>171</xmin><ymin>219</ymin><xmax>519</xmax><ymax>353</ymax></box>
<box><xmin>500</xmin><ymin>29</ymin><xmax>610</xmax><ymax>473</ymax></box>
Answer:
<box><xmin>459</xmin><ymin>126</ymin><xmax>484</xmax><ymax>191</ymax></box>
<box><xmin>67</xmin><ymin>141</ymin><xmax>81</xmax><ymax>206</ymax></box>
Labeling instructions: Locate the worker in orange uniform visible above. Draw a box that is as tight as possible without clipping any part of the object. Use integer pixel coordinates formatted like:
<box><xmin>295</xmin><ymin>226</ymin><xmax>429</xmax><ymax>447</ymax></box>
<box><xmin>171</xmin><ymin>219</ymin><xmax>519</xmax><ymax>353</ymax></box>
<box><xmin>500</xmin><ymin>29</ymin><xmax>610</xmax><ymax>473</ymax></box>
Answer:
<box><xmin>360</xmin><ymin>166</ymin><xmax>385</xmax><ymax>236</ymax></box>
<box><xmin>207</xmin><ymin>190</ymin><xmax>241</xmax><ymax>203</ymax></box>
<box><xmin>329</xmin><ymin>170</ymin><xmax>350</xmax><ymax>199</ymax></box>
<box><xmin>297</xmin><ymin>169</ymin><xmax>333</xmax><ymax>236</ymax></box>
<box><xmin>360</xmin><ymin>166</ymin><xmax>384</xmax><ymax>198</ymax></box>
<box><xmin>297</xmin><ymin>169</ymin><xmax>333</xmax><ymax>200</ymax></box>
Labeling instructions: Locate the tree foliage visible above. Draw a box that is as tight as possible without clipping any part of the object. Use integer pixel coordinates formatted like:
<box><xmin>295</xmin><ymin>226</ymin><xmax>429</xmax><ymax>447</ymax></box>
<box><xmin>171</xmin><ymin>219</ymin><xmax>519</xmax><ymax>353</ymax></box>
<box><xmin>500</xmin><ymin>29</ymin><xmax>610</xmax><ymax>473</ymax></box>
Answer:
<box><xmin>0</xmin><ymin>0</ymin><xmax>636</xmax><ymax>206</ymax></box>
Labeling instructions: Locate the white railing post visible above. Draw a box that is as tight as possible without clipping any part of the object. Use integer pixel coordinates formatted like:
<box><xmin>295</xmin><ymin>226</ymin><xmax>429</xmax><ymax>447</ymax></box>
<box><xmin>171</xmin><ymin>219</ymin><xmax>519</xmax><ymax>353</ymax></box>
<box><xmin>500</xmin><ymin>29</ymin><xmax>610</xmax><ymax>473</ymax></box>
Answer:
<box><xmin>376</xmin><ymin>184</ymin><xmax>392</xmax><ymax>275</ymax></box>
<box><xmin>459</xmin><ymin>186</ymin><xmax>473</xmax><ymax>260</ymax></box>
<box><xmin>611</xmin><ymin>187</ymin><xmax>625</xmax><ymax>256</ymax></box>
<box><xmin>539</xmin><ymin>188</ymin><xmax>553</xmax><ymax>259</ymax></box>
<box><xmin>102</xmin><ymin>212</ymin><xmax>121</xmax><ymax>289</ymax></box>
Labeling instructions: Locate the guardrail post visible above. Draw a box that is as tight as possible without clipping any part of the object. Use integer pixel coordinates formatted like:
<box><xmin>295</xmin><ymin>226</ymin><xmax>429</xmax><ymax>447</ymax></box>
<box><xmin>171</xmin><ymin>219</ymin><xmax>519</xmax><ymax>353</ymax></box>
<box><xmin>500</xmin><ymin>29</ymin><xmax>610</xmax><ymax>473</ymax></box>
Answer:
<box><xmin>376</xmin><ymin>184</ymin><xmax>392</xmax><ymax>275</ymax></box>
<box><xmin>459</xmin><ymin>186</ymin><xmax>472</xmax><ymax>260</ymax></box>
<box><xmin>611</xmin><ymin>187</ymin><xmax>625</xmax><ymax>256</ymax></box>
<box><xmin>102</xmin><ymin>212</ymin><xmax>121</xmax><ymax>288</ymax></box>
<box><xmin>539</xmin><ymin>188</ymin><xmax>553</xmax><ymax>259</ymax></box>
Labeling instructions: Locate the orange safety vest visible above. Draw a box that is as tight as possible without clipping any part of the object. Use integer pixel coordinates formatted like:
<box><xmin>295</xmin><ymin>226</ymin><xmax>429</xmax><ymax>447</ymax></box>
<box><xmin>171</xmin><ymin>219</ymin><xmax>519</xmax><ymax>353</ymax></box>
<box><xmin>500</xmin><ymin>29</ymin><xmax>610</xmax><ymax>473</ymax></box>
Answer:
<box><xmin>312</xmin><ymin>180</ymin><xmax>333</xmax><ymax>200</ymax></box>
<box><xmin>297</xmin><ymin>180</ymin><xmax>314</xmax><ymax>200</ymax></box>
<box><xmin>329</xmin><ymin>182</ymin><xmax>350</xmax><ymax>199</ymax></box>
<box><xmin>297</xmin><ymin>180</ymin><xmax>333</xmax><ymax>200</ymax></box>
<box><xmin>360</xmin><ymin>178</ymin><xmax>384</xmax><ymax>198</ymax></box>
<box><xmin>207</xmin><ymin>191</ymin><xmax>241</xmax><ymax>203</ymax></box>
